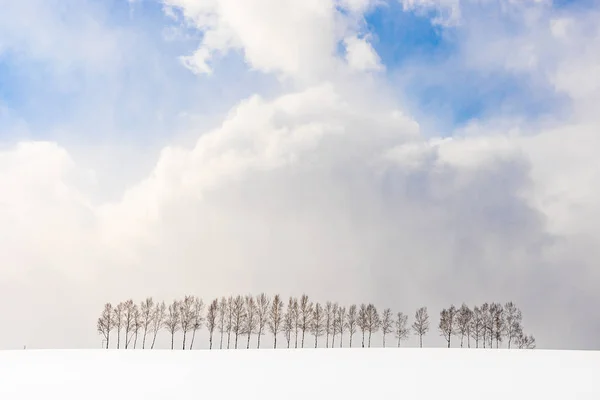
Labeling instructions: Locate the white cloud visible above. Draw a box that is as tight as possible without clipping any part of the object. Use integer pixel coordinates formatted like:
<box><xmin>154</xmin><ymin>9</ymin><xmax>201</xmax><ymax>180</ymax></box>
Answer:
<box><xmin>1</xmin><ymin>0</ymin><xmax>600</xmax><ymax>351</ymax></box>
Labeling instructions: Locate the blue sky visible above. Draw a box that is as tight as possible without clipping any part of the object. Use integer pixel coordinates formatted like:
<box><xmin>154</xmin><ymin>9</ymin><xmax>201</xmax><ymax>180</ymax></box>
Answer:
<box><xmin>0</xmin><ymin>0</ymin><xmax>573</xmax><ymax>144</ymax></box>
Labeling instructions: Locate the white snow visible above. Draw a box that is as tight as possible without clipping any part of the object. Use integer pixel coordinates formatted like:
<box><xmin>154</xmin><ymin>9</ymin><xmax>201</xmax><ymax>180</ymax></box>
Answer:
<box><xmin>0</xmin><ymin>349</ymin><xmax>598</xmax><ymax>399</ymax></box>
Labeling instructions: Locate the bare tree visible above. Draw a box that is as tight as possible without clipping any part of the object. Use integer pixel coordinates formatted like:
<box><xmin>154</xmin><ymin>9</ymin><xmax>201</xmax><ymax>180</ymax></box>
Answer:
<box><xmin>456</xmin><ymin>304</ymin><xmax>473</xmax><ymax>348</ymax></box>
<box><xmin>490</xmin><ymin>303</ymin><xmax>504</xmax><ymax>348</ymax></box>
<box><xmin>311</xmin><ymin>302</ymin><xmax>325</xmax><ymax>348</ymax></box>
<box><xmin>283</xmin><ymin>297</ymin><xmax>295</xmax><ymax>348</ymax></box>
<box><xmin>325</xmin><ymin>301</ymin><xmax>334</xmax><ymax>348</ymax></box>
<box><xmin>164</xmin><ymin>300</ymin><xmax>181</xmax><ymax>350</ymax></box>
<box><xmin>365</xmin><ymin>304</ymin><xmax>380</xmax><ymax>348</ymax></box>
<box><xmin>206</xmin><ymin>298</ymin><xmax>218</xmax><ymax>350</ymax></box>
<box><xmin>256</xmin><ymin>293</ymin><xmax>270</xmax><ymax>349</ymax></box>
<box><xmin>412</xmin><ymin>306</ymin><xmax>429</xmax><ymax>348</ymax></box>
<box><xmin>358</xmin><ymin>304</ymin><xmax>368</xmax><ymax>348</ymax></box>
<box><xmin>480</xmin><ymin>303</ymin><xmax>490</xmax><ymax>348</ymax></box>
<box><xmin>516</xmin><ymin>329</ymin><xmax>536</xmax><ymax>349</ymax></box>
<box><xmin>268</xmin><ymin>294</ymin><xmax>284</xmax><ymax>348</ymax></box>
<box><xmin>179</xmin><ymin>295</ymin><xmax>195</xmax><ymax>350</ymax></box>
<box><xmin>381</xmin><ymin>308</ymin><xmax>393</xmax><ymax>348</ymax></box>
<box><xmin>394</xmin><ymin>312</ymin><xmax>409</xmax><ymax>347</ymax></box>
<box><xmin>438</xmin><ymin>305</ymin><xmax>457</xmax><ymax>348</ymax></box>
<box><xmin>470</xmin><ymin>306</ymin><xmax>484</xmax><ymax>348</ymax></box>
<box><xmin>346</xmin><ymin>304</ymin><xmax>358</xmax><ymax>347</ymax></box>
<box><xmin>291</xmin><ymin>297</ymin><xmax>300</xmax><ymax>348</ymax></box>
<box><xmin>97</xmin><ymin>303</ymin><xmax>113</xmax><ymax>349</ymax></box>
<box><xmin>335</xmin><ymin>306</ymin><xmax>346</xmax><ymax>348</ymax></box>
<box><xmin>123</xmin><ymin>299</ymin><xmax>135</xmax><ymax>349</ymax></box>
<box><xmin>244</xmin><ymin>295</ymin><xmax>258</xmax><ymax>349</ymax></box>
<box><xmin>150</xmin><ymin>301</ymin><xmax>165</xmax><ymax>349</ymax></box>
<box><xmin>299</xmin><ymin>294</ymin><xmax>313</xmax><ymax>348</ymax></box>
<box><xmin>504</xmin><ymin>302</ymin><xmax>522</xmax><ymax>349</ymax></box>
<box><xmin>231</xmin><ymin>295</ymin><xmax>246</xmax><ymax>349</ymax></box>
<box><xmin>132</xmin><ymin>305</ymin><xmax>142</xmax><ymax>349</ymax></box>
<box><xmin>330</xmin><ymin>303</ymin><xmax>339</xmax><ymax>347</ymax></box>
<box><xmin>112</xmin><ymin>302</ymin><xmax>125</xmax><ymax>349</ymax></box>
<box><xmin>140</xmin><ymin>297</ymin><xmax>154</xmax><ymax>349</ymax></box>
<box><xmin>218</xmin><ymin>297</ymin><xmax>227</xmax><ymax>349</ymax></box>
<box><xmin>189</xmin><ymin>297</ymin><xmax>205</xmax><ymax>350</ymax></box>
<box><xmin>226</xmin><ymin>296</ymin><xmax>234</xmax><ymax>349</ymax></box>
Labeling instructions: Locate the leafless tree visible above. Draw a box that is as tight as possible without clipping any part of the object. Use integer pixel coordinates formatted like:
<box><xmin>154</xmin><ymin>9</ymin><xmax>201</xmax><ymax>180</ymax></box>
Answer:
<box><xmin>218</xmin><ymin>297</ymin><xmax>227</xmax><ymax>349</ymax></box>
<box><xmin>325</xmin><ymin>301</ymin><xmax>334</xmax><ymax>348</ymax></box>
<box><xmin>283</xmin><ymin>297</ymin><xmax>295</xmax><ymax>348</ymax></box>
<box><xmin>150</xmin><ymin>301</ymin><xmax>165</xmax><ymax>349</ymax></box>
<box><xmin>381</xmin><ymin>308</ymin><xmax>393</xmax><ymax>348</ymax></box>
<box><xmin>330</xmin><ymin>303</ymin><xmax>339</xmax><ymax>347</ymax></box>
<box><xmin>97</xmin><ymin>303</ymin><xmax>113</xmax><ymax>349</ymax></box>
<box><xmin>311</xmin><ymin>302</ymin><xmax>325</xmax><ymax>348</ymax></box>
<box><xmin>256</xmin><ymin>293</ymin><xmax>270</xmax><ymax>349</ymax></box>
<box><xmin>189</xmin><ymin>297</ymin><xmax>205</xmax><ymax>350</ymax></box>
<box><xmin>140</xmin><ymin>297</ymin><xmax>154</xmax><ymax>349</ymax></box>
<box><xmin>231</xmin><ymin>295</ymin><xmax>246</xmax><ymax>349</ymax></box>
<box><xmin>335</xmin><ymin>306</ymin><xmax>346</xmax><ymax>348</ymax></box>
<box><xmin>490</xmin><ymin>303</ymin><xmax>504</xmax><ymax>348</ymax></box>
<box><xmin>470</xmin><ymin>306</ymin><xmax>484</xmax><ymax>348</ymax></box>
<box><xmin>132</xmin><ymin>305</ymin><xmax>142</xmax><ymax>349</ymax></box>
<box><xmin>516</xmin><ymin>329</ymin><xmax>536</xmax><ymax>349</ymax></box>
<box><xmin>244</xmin><ymin>295</ymin><xmax>258</xmax><ymax>349</ymax></box>
<box><xmin>412</xmin><ymin>306</ymin><xmax>429</xmax><ymax>348</ymax></box>
<box><xmin>346</xmin><ymin>304</ymin><xmax>358</xmax><ymax>347</ymax></box>
<box><xmin>394</xmin><ymin>312</ymin><xmax>409</xmax><ymax>347</ymax></box>
<box><xmin>480</xmin><ymin>303</ymin><xmax>490</xmax><ymax>348</ymax></box>
<box><xmin>358</xmin><ymin>304</ymin><xmax>368</xmax><ymax>348</ymax></box>
<box><xmin>291</xmin><ymin>297</ymin><xmax>300</xmax><ymax>348</ymax></box>
<box><xmin>226</xmin><ymin>296</ymin><xmax>234</xmax><ymax>349</ymax></box>
<box><xmin>112</xmin><ymin>302</ymin><xmax>125</xmax><ymax>349</ymax></box>
<box><xmin>164</xmin><ymin>300</ymin><xmax>181</xmax><ymax>350</ymax></box>
<box><xmin>123</xmin><ymin>299</ymin><xmax>135</xmax><ymax>349</ymax></box>
<box><xmin>456</xmin><ymin>304</ymin><xmax>473</xmax><ymax>348</ymax></box>
<box><xmin>206</xmin><ymin>298</ymin><xmax>218</xmax><ymax>350</ymax></box>
<box><xmin>179</xmin><ymin>295</ymin><xmax>195</xmax><ymax>350</ymax></box>
<box><xmin>438</xmin><ymin>305</ymin><xmax>457</xmax><ymax>348</ymax></box>
<box><xmin>504</xmin><ymin>302</ymin><xmax>522</xmax><ymax>349</ymax></box>
<box><xmin>299</xmin><ymin>294</ymin><xmax>313</xmax><ymax>348</ymax></box>
<box><xmin>269</xmin><ymin>294</ymin><xmax>284</xmax><ymax>348</ymax></box>
<box><xmin>365</xmin><ymin>304</ymin><xmax>380</xmax><ymax>348</ymax></box>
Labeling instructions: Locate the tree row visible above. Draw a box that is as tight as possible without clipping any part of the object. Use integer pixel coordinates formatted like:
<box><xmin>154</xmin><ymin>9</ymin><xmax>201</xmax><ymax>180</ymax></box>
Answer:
<box><xmin>97</xmin><ymin>294</ymin><xmax>536</xmax><ymax>350</ymax></box>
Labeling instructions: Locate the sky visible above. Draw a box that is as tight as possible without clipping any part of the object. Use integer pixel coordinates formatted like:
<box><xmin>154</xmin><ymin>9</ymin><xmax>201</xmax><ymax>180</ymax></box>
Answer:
<box><xmin>1</xmin><ymin>0</ymin><xmax>600</xmax><ymax>350</ymax></box>
<box><xmin>1</xmin><ymin>350</ymin><xmax>599</xmax><ymax>399</ymax></box>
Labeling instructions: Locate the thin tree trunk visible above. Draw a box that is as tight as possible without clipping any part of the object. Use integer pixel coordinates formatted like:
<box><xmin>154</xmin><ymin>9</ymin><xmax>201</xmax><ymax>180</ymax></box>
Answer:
<box><xmin>274</xmin><ymin>335</ymin><xmax>277</xmax><ymax>349</ymax></box>
<box><xmin>106</xmin><ymin>333</ymin><xmax>110</xmax><ymax>349</ymax></box>
<box><xmin>134</xmin><ymin>331</ymin><xmax>138</xmax><ymax>349</ymax></box>
<box><xmin>117</xmin><ymin>330</ymin><xmax>120</xmax><ymax>349</ymax></box>
<box><xmin>383</xmin><ymin>334</ymin><xmax>385</xmax><ymax>348</ymax></box>
<box><xmin>295</xmin><ymin>328</ymin><xmax>298</xmax><ymax>348</ymax></box>
<box><xmin>190</xmin><ymin>329</ymin><xmax>197</xmax><ymax>350</ymax></box>
<box><xmin>326</xmin><ymin>332</ymin><xmax>329</xmax><ymax>348</ymax></box>
<box><xmin>209</xmin><ymin>332</ymin><xmax>214</xmax><ymax>350</ymax></box>
<box><xmin>151</xmin><ymin>330</ymin><xmax>158</xmax><ymax>350</ymax></box>
<box><xmin>368</xmin><ymin>331</ymin><xmax>372</xmax><ymax>348</ymax></box>
<box><xmin>361</xmin><ymin>331</ymin><xmax>365</xmax><ymax>348</ymax></box>
<box><xmin>142</xmin><ymin>328</ymin><xmax>147</xmax><ymax>350</ymax></box>
<box><xmin>419</xmin><ymin>334</ymin><xmax>423</xmax><ymax>348</ymax></box>
<box><xmin>220</xmin><ymin>330</ymin><xmax>224</xmax><ymax>349</ymax></box>
<box><xmin>314</xmin><ymin>335</ymin><xmax>318</xmax><ymax>348</ymax></box>
<box><xmin>182</xmin><ymin>332</ymin><xmax>187</xmax><ymax>350</ymax></box>
<box><xmin>247</xmin><ymin>332</ymin><xmax>251</xmax><ymax>349</ymax></box>
<box><xmin>332</xmin><ymin>334</ymin><xmax>336</xmax><ymax>348</ymax></box>
<box><xmin>349</xmin><ymin>334</ymin><xmax>353</xmax><ymax>348</ymax></box>
<box><xmin>227</xmin><ymin>331</ymin><xmax>231</xmax><ymax>349</ymax></box>
<box><xmin>235</xmin><ymin>332</ymin><xmax>239</xmax><ymax>349</ymax></box>
<box><xmin>302</xmin><ymin>330</ymin><xmax>305</xmax><ymax>348</ymax></box>
<box><xmin>257</xmin><ymin>328</ymin><xmax>262</xmax><ymax>349</ymax></box>
<box><xmin>171</xmin><ymin>333</ymin><xmax>174</xmax><ymax>350</ymax></box>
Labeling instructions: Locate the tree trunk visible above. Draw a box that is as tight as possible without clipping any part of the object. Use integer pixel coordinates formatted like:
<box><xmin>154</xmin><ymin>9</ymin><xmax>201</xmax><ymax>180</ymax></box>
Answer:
<box><xmin>182</xmin><ymin>332</ymin><xmax>187</xmax><ymax>350</ymax></box>
<box><xmin>419</xmin><ymin>334</ymin><xmax>423</xmax><ymax>348</ymax></box>
<box><xmin>190</xmin><ymin>329</ymin><xmax>197</xmax><ymax>350</ymax></box>
<box><xmin>106</xmin><ymin>333</ymin><xmax>110</xmax><ymax>349</ymax></box>
<box><xmin>235</xmin><ymin>332</ymin><xmax>239</xmax><ymax>349</ymax></box>
<box><xmin>209</xmin><ymin>332</ymin><xmax>213</xmax><ymax>350</ymax></box>
<box><xmin>349</xmin><ymin>334</ymin><xmax>353</xmax><ymax>348</ymax></box>
<box><xmin>117</xmin><ymin>330</ymin><xmax>121</xmax><ymax>349</ymax></box>
<box><xmin>301</xmin><ymin>330</ymin><xmax>305</xmax><ymax>348</ymax></box>
<box><xmin>332</xmin><ymin>334</ymin><xmax>336</xmax><ymax>348</ymax></box>
<box><xmin>227</xmin><ymin>331</ymin><xmax>231</xmax><ymax>349</ymax></box>
<box><xmin>382</xmin><ymin>334</ymin><xmax>385</xmax><ymax>348</ymax></box>
<box><xmin>151</xmin><ymin>331</ymin><xmax>158</xmax><ymax>350</ymax></box>
<box><xmin>220</xmin><ymin>331</ymin><xmax>224</xmax><ymax>349</ymax></box>
<box><xmin>274</xmin><ymin>335</ymin><xmax>277</xmax><ymax>349</ymax></box>
<box><xmin>326</xmin><ymin>332</ymin><xmax>329</xmax><ymax>348</ymax></box>
<box><xmin>314</xmin><ymin>335</ymin><xmax>318</xmax><ymax>348</ymax></box>
<box><xmin>361</xmin><ymin>331</ymin><xmax>365</xmax><ymax>348</ymax></box>
<box><xmin>142</xmin><ymin>328</ymin><xmax>147</xmax><ymax>350</ymax></box>
<box><xmin>295</xmin><ymin>328</ymin><xmax>298</xmax><ymax>348</ymax></box>
<box><xmin>368</xmin><ymin>331</ymin><xmax>372</xmax><ymax>348</ymax></box>
<box><xmin>134</xmin><ymin>331</ymin><xmax>138</xmax><ymax>349</ymax></box>
<box><xmin>247</xmin><ymin>332</ymin><xmax>251</xmax><ymax>349</ymax></box>
<box><xmin>171</xmin><ymin>333</ymin><xmax>174</xmax><ymax>350</ymax></box>
<box><xmin>257</xmin><ymin>328</ymin><xmax>262</xmax><ymax>349</ymax></box>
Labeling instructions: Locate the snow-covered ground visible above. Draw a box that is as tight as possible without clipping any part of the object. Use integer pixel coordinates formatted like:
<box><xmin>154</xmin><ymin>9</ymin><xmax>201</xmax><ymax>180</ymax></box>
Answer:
<box><xmin>0</xmin><ymin>349</ymin><xmax>598</xmax><ymax>399</ymax></box>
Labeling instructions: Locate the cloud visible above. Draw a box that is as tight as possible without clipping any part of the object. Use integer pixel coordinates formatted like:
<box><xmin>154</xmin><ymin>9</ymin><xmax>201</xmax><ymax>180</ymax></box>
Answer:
<box><xmin>1</xmin><ymin>0</ymin><xmax>600</xmax><ymax>351</ymax></box>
